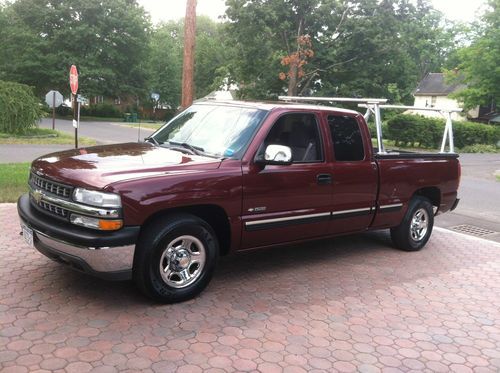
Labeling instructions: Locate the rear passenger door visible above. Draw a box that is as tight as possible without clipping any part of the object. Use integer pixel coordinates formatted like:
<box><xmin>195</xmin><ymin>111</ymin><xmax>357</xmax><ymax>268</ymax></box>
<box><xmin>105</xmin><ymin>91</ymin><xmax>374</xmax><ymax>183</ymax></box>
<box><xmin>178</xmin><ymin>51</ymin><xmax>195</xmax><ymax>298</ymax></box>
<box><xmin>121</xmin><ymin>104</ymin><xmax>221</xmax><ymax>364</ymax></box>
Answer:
<box><xmin>326</xmin><ymin>114</ymin><xmax>378</xmax><ymax>234</ymax></box>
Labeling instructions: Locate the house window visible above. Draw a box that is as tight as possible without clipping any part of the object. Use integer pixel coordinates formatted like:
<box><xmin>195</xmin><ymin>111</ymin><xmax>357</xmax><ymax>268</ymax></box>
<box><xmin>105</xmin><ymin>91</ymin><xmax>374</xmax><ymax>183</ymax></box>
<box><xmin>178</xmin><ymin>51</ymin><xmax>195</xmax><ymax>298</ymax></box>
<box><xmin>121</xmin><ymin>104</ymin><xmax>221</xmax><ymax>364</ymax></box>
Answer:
<box><xmin>431</xmin><ymin>96</ymin><xmax>437</xmax><ymax>107</ymax></box>
<box><xmin>93</xmin><ymin>96</ymin><xmax>104</xmax><ymax>104</ymax></box>
<box><xmin>114</xmin><ymin>97</ymin><xmax>121</xmax><ymax>105</ymax></box>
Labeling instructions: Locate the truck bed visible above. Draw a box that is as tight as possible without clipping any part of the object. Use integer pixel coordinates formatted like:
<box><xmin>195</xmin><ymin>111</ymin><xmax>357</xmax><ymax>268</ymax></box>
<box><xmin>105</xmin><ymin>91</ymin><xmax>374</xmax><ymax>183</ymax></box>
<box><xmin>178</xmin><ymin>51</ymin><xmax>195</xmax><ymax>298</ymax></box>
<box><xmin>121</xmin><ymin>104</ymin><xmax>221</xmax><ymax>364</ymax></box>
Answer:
<box><xmin>374</xmin><ymin>148</ymin><xmax>459</xmax><ymax>160</ymax></box>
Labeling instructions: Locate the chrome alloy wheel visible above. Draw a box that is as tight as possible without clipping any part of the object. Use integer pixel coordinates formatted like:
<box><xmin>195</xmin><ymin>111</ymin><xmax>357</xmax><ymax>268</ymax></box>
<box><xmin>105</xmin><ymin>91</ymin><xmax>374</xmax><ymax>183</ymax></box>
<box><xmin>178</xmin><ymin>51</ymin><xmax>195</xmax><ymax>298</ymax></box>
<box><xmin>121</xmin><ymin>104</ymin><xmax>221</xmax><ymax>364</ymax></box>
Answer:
<box><xmin>159</xmin><ymin>235</ymin><xmax>206</xmax><ymax>288</ymax></box>
<box><xmin>410</xmin><ymin>208</ymin><xmax>429</xmax><ymax>241</ymax></box>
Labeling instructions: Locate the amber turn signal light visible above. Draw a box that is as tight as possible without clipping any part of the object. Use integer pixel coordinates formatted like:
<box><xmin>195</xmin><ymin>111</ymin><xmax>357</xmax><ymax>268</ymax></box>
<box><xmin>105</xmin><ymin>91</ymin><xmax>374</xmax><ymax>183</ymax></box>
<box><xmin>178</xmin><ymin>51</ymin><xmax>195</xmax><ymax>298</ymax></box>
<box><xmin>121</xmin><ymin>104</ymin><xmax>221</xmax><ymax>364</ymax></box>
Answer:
<box><xmin>98</xmin><ymin>219</ymin><xmax>123</xmax><ymax>231</ymax></box>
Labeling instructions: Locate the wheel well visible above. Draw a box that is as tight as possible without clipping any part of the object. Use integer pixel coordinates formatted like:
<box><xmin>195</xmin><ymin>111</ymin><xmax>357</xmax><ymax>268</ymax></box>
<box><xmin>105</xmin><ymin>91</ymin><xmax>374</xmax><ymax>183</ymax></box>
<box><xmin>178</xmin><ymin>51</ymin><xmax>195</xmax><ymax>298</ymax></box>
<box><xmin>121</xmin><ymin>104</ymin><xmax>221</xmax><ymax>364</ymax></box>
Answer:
<box><xmin>414</xmin><ymin>187</ymin><xmax>441</xmax><ymax>208</ymax></box>
<box><xmin>141</xmin><ymin>205</ymin><xmax>232</xmax><ymax>256</ymax></box>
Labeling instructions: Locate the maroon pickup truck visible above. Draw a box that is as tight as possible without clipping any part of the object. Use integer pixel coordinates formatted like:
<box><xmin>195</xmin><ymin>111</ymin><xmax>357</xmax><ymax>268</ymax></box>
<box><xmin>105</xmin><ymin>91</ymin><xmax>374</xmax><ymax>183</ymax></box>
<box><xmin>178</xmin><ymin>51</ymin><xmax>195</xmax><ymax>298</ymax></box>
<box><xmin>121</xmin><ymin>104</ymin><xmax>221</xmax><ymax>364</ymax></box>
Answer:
<box><xmin>18</xmin><ymin>100</ymin><xmax>460</xmax><ymax>302</ymax></box>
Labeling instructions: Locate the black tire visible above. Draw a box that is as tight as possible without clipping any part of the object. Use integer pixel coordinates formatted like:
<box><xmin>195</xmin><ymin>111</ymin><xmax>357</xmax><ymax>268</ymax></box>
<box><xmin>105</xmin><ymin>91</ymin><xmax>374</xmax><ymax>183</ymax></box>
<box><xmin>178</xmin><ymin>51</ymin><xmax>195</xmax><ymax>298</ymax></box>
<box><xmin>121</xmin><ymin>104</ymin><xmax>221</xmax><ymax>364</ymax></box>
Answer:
<box><xmin>390</xmin><ymin>196</ymin><xmax>434</xmax><ymax>251</ymax></box>
<box><xmin>133</xmin><ymin>213</ymin><xmax>219</xmax><ymax>303</ymax></box>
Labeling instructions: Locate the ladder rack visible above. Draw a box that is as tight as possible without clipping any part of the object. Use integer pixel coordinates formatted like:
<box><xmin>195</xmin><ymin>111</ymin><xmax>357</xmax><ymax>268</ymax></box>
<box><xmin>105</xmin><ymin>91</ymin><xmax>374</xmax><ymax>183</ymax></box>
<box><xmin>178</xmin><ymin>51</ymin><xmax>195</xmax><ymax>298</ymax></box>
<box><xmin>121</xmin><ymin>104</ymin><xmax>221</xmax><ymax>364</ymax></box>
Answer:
<box><xmin>278</xmin><ymin>96</ymin><xmax>461</xmax><ymax>154</ymax></box>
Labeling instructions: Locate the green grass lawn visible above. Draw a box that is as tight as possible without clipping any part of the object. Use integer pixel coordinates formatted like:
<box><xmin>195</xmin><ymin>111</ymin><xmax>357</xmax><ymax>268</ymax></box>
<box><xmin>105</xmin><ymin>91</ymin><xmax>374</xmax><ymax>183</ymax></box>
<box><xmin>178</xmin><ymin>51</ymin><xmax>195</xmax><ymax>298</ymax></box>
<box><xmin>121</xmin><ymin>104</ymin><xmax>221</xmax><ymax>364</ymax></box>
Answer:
<box><xmin>0</xmin><ymin>163</ymin><xmax>30</xmax><ymax>203</ymax></box>
<box><xmin>0</xmin><ymin>128</ymin><xmax>96</xmax><ymax>146</ymax></box>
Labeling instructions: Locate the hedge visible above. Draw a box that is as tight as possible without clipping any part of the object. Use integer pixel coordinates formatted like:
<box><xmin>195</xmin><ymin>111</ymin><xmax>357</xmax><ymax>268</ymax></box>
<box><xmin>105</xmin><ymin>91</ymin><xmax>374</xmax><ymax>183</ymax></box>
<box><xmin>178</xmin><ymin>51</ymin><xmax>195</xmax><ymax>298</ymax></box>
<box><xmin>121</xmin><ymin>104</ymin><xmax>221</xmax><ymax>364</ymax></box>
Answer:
<box><xmin>0</xmin><ymin>80</ymin><xmax>43</xmax><ymax>134</ymax></box>
<box><xmin>80</xmin><ymin>103</ymin><xmax>122</xmax><ymax>118</ymax></box>
<box><xmin>385</xmin><ymin>114</ymin><xmax>500</xmax><ymax>149</ymax></box>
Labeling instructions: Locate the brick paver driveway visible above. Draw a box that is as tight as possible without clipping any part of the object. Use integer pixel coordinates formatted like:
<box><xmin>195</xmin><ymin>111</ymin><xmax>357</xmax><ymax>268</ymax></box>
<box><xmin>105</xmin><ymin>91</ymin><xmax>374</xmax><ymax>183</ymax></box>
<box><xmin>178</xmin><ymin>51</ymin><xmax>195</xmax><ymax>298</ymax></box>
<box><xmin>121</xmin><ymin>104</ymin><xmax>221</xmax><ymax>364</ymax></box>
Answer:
<box><xmin>1</xmin><ymin>203</ymin><xmax>500</xmax><ymax>373</ymax></box>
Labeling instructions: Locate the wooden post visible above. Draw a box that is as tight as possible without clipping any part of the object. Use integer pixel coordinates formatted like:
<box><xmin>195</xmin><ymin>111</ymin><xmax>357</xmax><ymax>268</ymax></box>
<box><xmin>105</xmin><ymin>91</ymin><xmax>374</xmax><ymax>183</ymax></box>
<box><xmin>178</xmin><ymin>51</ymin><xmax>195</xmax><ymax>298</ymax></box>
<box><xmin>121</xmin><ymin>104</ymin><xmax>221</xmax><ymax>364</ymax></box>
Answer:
<box><xmin>181</xmin><ymin>0</ymin><xmax>197</xmax><ymax>108</ymax></box>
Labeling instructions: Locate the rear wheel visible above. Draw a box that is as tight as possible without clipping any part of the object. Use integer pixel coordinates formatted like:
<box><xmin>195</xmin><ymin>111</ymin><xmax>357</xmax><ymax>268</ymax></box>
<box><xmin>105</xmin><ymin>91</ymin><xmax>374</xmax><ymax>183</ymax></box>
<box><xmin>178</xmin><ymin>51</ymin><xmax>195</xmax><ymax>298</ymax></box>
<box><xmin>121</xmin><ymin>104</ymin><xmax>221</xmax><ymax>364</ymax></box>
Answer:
<box><xmin>390</xmin><ymin>196</ymin><xmax>434</xmax><ymax>251</ymax></box>
<box><xmin>134</xmin><ymin>214</ymin><xmax>219</xmax><ymax>303</ymax></box>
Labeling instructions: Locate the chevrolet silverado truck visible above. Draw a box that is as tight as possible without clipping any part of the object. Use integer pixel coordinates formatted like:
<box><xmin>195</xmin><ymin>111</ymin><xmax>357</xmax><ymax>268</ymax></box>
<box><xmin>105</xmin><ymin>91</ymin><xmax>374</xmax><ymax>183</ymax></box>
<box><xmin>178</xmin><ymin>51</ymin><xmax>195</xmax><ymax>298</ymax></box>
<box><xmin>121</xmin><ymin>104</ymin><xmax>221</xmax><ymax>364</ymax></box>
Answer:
<box><xmin>18</xmin><ymin>100</ymin><xmax>460</xmax><ymax>302</ymax></box>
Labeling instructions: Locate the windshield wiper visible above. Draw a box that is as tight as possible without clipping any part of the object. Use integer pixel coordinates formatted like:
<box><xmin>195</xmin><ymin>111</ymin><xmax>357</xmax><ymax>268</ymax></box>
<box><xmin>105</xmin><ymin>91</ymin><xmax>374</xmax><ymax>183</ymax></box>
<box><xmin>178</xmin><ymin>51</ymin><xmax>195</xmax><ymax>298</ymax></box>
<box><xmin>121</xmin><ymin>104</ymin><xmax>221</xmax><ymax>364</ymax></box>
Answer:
<box><xmin>167</xmin><ymin>141</ymin><xmax>205</xmax><ymax>155</ymax></box>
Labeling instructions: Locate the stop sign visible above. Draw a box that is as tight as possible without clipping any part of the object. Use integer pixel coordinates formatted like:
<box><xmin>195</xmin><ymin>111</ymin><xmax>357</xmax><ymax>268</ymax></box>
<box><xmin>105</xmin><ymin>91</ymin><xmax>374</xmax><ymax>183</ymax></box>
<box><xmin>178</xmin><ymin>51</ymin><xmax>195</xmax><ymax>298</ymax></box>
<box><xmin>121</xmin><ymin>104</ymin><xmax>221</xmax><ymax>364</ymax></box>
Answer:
<box><xmin>69</xmin><ymin>65</ymin><xmax>78</xmax><ymax>95</ymax></box>
<box><xmin>45</xmin><ymin>90</ymin><xmax>64</xmax><ymax>108</ymax></box>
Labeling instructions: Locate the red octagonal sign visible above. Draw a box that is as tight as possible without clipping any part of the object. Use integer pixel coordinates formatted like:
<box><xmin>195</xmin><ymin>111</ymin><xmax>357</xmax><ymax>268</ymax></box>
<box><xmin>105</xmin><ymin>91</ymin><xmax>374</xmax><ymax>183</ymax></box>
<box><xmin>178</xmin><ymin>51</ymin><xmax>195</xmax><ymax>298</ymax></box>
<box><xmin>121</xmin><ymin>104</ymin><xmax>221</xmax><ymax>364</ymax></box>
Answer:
<box><xmin>69</xmin><ymin>65</ymin><xmax>78</xmax><ymax>95</ymax></box>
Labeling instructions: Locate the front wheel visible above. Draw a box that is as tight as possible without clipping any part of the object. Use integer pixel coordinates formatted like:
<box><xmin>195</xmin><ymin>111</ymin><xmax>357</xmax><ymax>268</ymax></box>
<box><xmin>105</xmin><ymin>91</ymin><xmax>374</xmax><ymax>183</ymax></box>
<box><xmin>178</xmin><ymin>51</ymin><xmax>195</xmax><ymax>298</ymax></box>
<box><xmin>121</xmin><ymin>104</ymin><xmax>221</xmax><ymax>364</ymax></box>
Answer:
<box><xmin>390</xmin><ymin>196</ymin><xmax>434</xmax><ymax>251</ymax></box>
<box><xmin>134</xmin><ymin>214</ymin><xmax>219</xmax><ymax>303</ymax></box>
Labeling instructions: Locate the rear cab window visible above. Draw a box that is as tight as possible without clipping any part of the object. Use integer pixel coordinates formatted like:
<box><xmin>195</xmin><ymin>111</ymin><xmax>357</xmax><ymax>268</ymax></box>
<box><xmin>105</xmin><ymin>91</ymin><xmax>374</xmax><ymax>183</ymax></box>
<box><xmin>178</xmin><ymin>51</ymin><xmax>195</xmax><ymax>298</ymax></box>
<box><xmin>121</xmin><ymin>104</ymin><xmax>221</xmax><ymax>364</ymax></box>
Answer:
<box><xmin>328</xmin><ymin>115</ymin><xmax>365</xmax><ymax>161</ymax></box>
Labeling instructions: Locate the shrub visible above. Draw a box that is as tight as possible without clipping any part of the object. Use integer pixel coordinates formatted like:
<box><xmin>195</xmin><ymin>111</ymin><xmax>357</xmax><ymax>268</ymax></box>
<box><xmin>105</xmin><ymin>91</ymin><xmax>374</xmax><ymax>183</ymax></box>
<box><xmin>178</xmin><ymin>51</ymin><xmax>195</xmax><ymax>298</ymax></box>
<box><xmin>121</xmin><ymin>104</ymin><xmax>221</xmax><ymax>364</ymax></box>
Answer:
<box><xmin>459</xmin><ymin>144</ymin><xmax>499</xmax><ymax>153</ymax></box>
<box><xmin>80</xmin><ymin>103</ymin><xmax>122</xmax><ymax>118</ymax></box>
<box><xmin>386</xmin><ymin>114</ymin><xmax>444</xmax><ymax>148</ymax></box>
<box><xmin>386</xmin><ymin>114</ymin><xmax>500</xmax><ymax>149</ymax></box>
<box><xmin>55</xmin><ymin>104</ymin><xmax>72</xmax><ymax>117</ymax></box>
<box><xmin>453</xmin><ymin>121</ymin><xmax>500</xmax><ymax>148</ymax></box>
<box><xmin>367</xmin><ymin>121</ymin><xmax>388</xmax><ymax>140</ymax></box>
<box><xmin>0</xmin><ymin>80</ymin><xmax>43</xmax><ymax>134</ymax></box>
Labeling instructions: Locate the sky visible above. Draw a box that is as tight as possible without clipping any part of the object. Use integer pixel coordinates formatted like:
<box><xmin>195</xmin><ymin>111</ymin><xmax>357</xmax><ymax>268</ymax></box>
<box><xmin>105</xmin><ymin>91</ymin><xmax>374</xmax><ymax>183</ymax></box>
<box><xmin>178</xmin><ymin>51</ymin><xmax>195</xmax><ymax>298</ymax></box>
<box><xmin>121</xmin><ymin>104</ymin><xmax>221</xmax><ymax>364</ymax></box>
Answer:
<box><xmin>138</xmin><ymin>0</ymin><xmax>488</xmax><ymax>24</ymax></box>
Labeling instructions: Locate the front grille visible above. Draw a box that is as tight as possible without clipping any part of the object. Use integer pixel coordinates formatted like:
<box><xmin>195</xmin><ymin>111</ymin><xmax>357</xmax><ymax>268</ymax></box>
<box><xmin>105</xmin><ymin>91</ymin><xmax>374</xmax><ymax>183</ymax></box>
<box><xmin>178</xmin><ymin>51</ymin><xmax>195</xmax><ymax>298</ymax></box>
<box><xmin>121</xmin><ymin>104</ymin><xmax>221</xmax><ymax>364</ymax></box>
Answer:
<box><xmin>31</xmin><ymin>173</ymin><xmax>72</xmax><ymax>198</ymax></box>
<box><xmin>31</xmin><ymin>196</ymin><xmax>69</xmax><ymax>218</ymax></box>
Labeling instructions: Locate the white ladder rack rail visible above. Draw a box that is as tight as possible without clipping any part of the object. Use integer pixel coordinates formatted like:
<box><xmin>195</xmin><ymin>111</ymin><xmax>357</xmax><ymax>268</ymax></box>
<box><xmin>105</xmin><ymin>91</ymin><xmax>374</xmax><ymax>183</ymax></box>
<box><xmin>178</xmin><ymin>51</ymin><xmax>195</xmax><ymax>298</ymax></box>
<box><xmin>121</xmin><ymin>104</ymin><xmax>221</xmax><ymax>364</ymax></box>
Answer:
<box><xmin>359</xmin><ymin>104</ymin><xmax>462</xmax><ymax>154</ymax></box>
<box><xmin>278</xmin><ymin>96</ymin><xmax>462</xmax><ymax>154</ymax></box>
<box><xmin>278</xmin><ymin>96</ymin><xmax>388</xmax><ymax>154</ymax></box>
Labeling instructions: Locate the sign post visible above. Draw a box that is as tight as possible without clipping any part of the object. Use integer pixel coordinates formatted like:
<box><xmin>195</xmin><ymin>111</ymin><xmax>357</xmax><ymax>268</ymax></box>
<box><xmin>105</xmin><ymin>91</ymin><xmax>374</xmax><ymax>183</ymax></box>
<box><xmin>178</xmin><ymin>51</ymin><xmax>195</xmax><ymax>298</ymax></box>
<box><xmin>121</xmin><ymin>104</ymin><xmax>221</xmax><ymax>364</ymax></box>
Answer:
<box><xmin>69</xmin><ymin>65</ymin><xmax>79</xmax><ymax>148</ymax></box>
<box><xmin>52</xmin><ymin>91</ymin><xmax>55</xmax><ymax>129</ymax></box>
<box><xmin>45</xmin><ymin>90</ymin><xmax>63</xmax><ymax>130</ymax></box>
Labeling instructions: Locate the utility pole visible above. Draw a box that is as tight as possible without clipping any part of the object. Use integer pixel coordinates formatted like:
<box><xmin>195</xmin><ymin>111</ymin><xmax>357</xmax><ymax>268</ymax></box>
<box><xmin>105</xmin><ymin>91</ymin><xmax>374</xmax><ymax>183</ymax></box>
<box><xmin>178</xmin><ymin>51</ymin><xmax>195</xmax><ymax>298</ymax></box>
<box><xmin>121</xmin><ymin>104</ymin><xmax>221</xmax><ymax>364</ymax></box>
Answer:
<box><xmin>181</xmin><ymin>0</ymin><xmax>197</xmax><ymax>108</ymax></box>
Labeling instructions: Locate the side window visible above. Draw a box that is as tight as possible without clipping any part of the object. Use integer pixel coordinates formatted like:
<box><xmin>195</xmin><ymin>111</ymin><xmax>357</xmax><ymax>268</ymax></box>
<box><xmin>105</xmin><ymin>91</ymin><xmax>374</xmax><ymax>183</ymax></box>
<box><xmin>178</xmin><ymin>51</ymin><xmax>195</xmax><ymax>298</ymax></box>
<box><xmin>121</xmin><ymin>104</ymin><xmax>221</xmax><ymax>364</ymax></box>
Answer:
<box><xmin>328</xmin><ymin>115</ymin><xmax>365</xmax><ymax>161</ymax></box>
<box><xmin>263</xmin><ymin>113</ymin><xmax>322</xmax><ymax>163</ymax></box>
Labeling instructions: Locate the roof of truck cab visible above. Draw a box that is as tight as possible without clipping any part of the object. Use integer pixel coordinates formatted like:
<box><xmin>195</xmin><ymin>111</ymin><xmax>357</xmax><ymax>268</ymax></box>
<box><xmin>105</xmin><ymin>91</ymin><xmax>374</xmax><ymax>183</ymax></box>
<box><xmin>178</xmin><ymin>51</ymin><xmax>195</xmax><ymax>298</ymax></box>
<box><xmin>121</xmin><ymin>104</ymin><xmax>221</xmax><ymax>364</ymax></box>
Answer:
<box><xmin>193</xmin><ymin>99</ymin><xmax>361</xmax><ymax>116</ymax></box>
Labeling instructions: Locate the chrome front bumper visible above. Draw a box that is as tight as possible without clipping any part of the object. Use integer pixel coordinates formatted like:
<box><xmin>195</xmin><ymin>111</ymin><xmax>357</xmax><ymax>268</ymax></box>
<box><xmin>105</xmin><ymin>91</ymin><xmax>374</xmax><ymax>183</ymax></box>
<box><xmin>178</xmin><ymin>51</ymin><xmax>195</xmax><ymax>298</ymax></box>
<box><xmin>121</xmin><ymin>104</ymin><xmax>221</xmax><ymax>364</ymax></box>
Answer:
<box><xmin>38</xmin><ymin>228</ymin><xmax>134</xmax><ymax>270</ymax></box>
<box><xmin>18</xmin><ymin>193</ymin><xmax>139</xmax><ymax>281</ymax></box>
<box><xmin>30</xmin><ymin>227</ymin><xmax>135</xmax><ymax>280</ymax></box>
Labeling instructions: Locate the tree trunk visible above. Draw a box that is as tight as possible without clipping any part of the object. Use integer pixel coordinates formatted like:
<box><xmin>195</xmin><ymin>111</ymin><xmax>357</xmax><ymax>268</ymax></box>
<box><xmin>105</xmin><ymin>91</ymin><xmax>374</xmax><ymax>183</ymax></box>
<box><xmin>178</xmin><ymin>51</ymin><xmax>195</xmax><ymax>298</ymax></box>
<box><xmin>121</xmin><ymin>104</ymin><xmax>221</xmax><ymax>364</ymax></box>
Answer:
<box><xmin>181</xmin><ymin>0</ymin><xmax>197</xmax><ymax>108</ymax></box>
<box><xmin>287</xmin><ymin>64</ymin><xmax>298</xmax><ymax>96</ymax></box>
<box><xmin>287</xmin><ymin>18</ymin><xmax>304</xmax><ymax>97</ymax></box>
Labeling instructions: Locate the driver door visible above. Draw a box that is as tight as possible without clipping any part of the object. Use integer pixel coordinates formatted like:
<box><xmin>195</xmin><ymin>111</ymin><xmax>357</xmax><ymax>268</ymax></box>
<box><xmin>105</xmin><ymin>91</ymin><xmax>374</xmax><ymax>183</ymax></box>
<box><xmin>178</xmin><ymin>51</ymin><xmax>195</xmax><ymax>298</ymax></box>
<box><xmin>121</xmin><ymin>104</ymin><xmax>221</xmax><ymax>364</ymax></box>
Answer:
<box><xmin>241</xmin><ymin>112</ymin><xmax>332</xmax><ymax>249</ymax></box>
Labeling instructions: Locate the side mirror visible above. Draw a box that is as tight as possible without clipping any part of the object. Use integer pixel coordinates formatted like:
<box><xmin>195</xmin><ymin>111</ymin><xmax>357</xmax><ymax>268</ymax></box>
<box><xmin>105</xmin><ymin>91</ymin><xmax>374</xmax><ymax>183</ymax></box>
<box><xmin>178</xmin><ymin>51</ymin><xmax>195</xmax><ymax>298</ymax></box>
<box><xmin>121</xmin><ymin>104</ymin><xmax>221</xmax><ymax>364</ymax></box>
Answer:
<box><xmin>256</xmin><ymin>144</ymin><xmax>293</xmax><ymax>165</ymax></box>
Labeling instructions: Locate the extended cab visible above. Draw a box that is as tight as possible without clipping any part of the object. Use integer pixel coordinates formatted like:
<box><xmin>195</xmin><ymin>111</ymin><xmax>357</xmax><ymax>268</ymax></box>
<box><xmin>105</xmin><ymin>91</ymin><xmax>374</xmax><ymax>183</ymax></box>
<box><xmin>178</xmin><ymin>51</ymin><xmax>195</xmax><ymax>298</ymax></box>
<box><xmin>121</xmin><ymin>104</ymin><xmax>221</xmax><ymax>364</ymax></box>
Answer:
<box><xmin>18</xmin><ymin>100</ymin><xmax>460</xmax><ymax>302</ymax></box>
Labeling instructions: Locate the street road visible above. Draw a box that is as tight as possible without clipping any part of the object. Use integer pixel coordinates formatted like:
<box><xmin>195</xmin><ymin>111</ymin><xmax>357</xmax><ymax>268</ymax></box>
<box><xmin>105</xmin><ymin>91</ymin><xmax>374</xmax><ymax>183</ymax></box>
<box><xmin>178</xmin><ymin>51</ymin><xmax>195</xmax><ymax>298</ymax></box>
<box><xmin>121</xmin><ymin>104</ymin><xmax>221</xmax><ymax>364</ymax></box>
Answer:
<box><xmin>435</xmin><ymin>153</ymin><xmax>500</xmax><ymax>242</ymax></box>
<box><xmin>0</xmin><ymin>144</ymin><xmax>70</xmax><ymax>163</ymax></box>
<box><xmin>38</xmin><ymin>117</ymin><xmax>155</xmax><ymax>145</ymax></box>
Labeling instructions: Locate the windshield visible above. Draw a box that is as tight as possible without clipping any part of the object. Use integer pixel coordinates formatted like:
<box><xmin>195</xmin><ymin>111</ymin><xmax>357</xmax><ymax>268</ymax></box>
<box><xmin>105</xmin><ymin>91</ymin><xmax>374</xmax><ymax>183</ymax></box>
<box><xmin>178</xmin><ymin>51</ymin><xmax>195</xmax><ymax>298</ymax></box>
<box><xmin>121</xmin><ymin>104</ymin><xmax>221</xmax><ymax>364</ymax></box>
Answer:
<box><xmin>151</xmin><ymin>104</ymin><xmax>268</xmax><ymax>159</ymax></box>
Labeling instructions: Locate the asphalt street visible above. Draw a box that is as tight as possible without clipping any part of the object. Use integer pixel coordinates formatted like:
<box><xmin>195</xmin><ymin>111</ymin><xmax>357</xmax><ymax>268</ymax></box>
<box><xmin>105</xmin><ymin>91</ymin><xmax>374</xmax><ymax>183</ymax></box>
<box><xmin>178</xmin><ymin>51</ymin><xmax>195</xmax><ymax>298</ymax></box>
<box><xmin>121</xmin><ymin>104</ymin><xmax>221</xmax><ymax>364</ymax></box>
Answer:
<box><xmin>38</xmin><ymin>117</ymin><xmax>156</xmax><ymax>144</ymax></box>
<box><xmin>0</xmin><ymin>118</ymin><xmax>156</xmax><ymax>165</ymax></box>
<box><xmin>435</xmin><ymin>153</ymin><xmax>500</xmax><ymax>242</ymax></box>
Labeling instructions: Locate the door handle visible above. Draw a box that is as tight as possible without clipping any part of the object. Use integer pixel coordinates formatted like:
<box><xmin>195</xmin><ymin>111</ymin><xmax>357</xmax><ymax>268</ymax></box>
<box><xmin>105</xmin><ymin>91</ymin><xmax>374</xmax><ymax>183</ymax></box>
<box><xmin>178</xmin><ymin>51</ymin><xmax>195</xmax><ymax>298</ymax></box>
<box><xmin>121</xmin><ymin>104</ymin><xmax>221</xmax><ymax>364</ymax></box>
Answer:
<box><xmin>316</xmin><ymin>173</ymin><xmax>332</xmax><ymax>185</ymax></box>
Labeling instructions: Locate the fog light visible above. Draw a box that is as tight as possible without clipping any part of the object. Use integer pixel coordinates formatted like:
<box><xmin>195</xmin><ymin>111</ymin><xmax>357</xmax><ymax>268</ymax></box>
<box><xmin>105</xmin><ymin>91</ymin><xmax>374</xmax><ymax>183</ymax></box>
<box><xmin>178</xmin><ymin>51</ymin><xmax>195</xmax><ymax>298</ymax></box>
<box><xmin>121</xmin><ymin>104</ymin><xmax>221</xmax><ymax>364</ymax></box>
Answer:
<box><xmin>70</xmin><ymin>214</ymin><xmax>123</xmax><ymax>231</ymax></box>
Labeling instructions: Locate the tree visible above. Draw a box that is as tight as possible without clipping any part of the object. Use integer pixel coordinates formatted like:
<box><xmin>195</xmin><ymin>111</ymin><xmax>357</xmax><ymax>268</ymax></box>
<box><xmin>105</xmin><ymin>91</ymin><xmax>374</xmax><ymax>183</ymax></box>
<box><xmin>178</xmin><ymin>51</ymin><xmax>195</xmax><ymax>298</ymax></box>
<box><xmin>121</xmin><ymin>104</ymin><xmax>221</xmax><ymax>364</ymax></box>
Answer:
<box><xmin>148</xmin><ymin>21</ymin><xmax>183</xmax><ymax>108</ymax></box>
<box><xmin>148</xmin><ymin>17</ymin><xmax>230</xmax><ymax>108</ymax></box>
<box><xmin>224</xmin><ymin>0</ymin><xmax>346</xmax><ymax>99</ymax></box>
<box><xmin>0</xmin><ymin>0</ymin><xmax>151</xmax><ymax>99</ymax></box>
<box><xmin>449</xmin><ymin>0</ymin><xmax>500</xmax><ymax>109</ymax></box>
<box><xmin>222</xmin><ymin>0</ymin><xmax>455</xmax><ymax>103</ymax></box>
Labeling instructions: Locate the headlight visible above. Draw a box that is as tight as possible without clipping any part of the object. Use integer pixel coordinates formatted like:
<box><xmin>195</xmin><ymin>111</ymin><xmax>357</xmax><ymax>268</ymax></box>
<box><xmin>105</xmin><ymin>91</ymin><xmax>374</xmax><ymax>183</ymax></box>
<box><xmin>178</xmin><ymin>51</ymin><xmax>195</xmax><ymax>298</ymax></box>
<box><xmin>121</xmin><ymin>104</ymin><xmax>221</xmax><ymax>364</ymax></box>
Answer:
<box><xmin>73</xmin><ymin>188</ymin><xmax>121</xmax><ymax>208</ymax></box>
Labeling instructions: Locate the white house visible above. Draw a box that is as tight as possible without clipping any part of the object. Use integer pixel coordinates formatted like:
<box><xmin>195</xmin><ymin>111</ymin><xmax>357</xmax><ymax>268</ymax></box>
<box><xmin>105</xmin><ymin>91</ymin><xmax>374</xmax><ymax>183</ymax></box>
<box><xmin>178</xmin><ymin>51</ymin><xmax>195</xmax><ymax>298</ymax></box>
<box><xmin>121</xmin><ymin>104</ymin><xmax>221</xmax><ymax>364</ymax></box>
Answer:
<box><xmin>410</xmin><ymin>73</ymin><xmax>477</xmax><ymax>121</ymax></box>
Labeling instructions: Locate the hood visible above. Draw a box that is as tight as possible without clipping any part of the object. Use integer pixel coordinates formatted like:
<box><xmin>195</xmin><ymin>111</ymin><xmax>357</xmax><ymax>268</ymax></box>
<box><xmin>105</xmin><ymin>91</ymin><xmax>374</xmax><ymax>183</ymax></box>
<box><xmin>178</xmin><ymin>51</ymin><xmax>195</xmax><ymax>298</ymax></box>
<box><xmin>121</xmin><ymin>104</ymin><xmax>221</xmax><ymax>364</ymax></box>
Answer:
<box><xmin>31</xmin><ymin>142</ymin><xmax>222</xmax><ymax>189</ymax></box>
